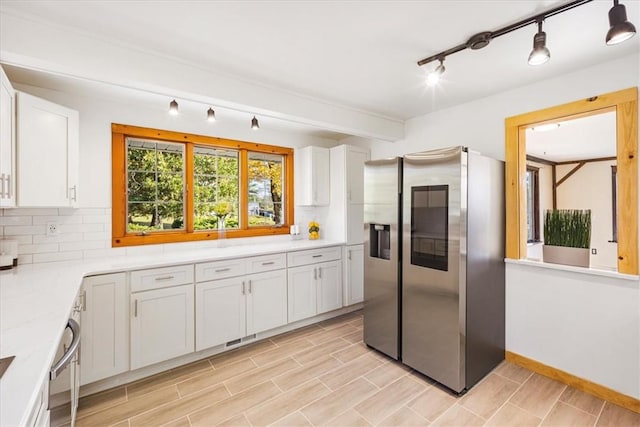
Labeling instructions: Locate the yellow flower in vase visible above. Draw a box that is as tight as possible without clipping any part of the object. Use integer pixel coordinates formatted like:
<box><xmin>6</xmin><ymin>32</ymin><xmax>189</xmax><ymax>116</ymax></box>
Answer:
<box><xmin>308</xmin><ymin>221</ymin><xmax>320</xmax><ymax>240</ymax></box>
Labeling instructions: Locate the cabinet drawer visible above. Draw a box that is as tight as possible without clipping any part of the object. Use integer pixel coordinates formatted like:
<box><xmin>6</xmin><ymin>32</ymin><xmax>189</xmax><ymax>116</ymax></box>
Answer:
<box><xmin>246</xmin><ymin>253</ymin><xmax>286</xmax><ymax>274</ymax></box>
<box><xmin>196</xmin><ymin>258</ymin><xmax>246</xmax><ymax>282</ymax></box>
<box><xmin>287</xmin><ymin>246</ymin><xmax>342</xmax><ymax>267</ymax></box>
<box><xmin>130</xmin><ymin>264</ymin><xmax>194</xmax><ymax>292</ymax></box>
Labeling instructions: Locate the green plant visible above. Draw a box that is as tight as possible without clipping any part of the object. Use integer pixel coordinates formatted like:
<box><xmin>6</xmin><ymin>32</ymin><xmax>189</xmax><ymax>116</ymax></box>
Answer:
<box><xmin>544</xmin><ymin>209</ymin><xmax>591</xmax><ymax>248</ymax></box>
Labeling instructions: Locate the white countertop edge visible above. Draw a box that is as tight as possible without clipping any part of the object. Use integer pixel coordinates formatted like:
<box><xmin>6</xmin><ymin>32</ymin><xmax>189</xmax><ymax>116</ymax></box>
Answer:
<box><xmin>505</xmin><ymin>258</ymin><xmax>640</xmax><ymax>282</ymax></box>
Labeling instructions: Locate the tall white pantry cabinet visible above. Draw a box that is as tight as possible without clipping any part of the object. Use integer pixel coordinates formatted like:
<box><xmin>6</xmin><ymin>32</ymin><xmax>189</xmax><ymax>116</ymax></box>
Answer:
<box><xmin>327</xmin><ymin>144</ymin><xmax>369</xmax><ymax>306</ymax></box>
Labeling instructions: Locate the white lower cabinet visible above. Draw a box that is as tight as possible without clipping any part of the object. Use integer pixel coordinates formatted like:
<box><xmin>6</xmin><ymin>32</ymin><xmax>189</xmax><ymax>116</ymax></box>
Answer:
<box><xmin>288</xmin><ymin>259</ymin><xmax>342</xmax><ymax>323</ymax></box>
<box><xmin>195</xmin><ymin>277</ymin><xmax>246</xmax><ymax>351</ymax></box>
<box><xmin>246</xmin><ymin>270</ymin><xmax>288</xmax><ymax>335</ymax></box>
<box><xmin>81</xmin><ymin>273</ymin><xmax>129</xmax><ymax>385</ymax></box>
<box><xmin>344</xmin><ymin>244</ymin><xmax>364</xmax><ymax>306</ymax></box>
<box><xmin>130</xmin><ymin>284</ymin><xmax>194</xmax><ymax>370</ymax></box>
<box><xmin>196</xmin><ymin>269</ymin><xmax>287</xmax><ymax>351</ymax></box>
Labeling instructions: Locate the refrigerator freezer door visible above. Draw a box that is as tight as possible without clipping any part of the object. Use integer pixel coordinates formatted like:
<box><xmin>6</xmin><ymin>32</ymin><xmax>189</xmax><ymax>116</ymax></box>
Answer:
<box><xmin>402</xmin><ymin>147</ymin><xmax>467</xmax><ymax>392</ymax></box>
<box><xmin>363</xmin><ymin>157</ymin><xmax>401</xmax><ymax>360</ymax></box>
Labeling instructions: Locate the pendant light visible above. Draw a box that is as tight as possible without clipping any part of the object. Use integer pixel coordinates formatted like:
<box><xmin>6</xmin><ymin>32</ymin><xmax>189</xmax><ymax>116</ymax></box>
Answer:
<box><xmin>606</xmin><ymin>0</ymin><xmax>636</xmax><ymax>45</ymax></box>
<box><xmin>251</xmin><ymin>116</ymin><xmax>260</xmax><ymax>130</ymax></box>
<box><xmin>528</xmin><ymin>20</ymin><xmax>551</xmax><ymax>66</ymax></box>
<box><xmin>426</xmin><ymin>57</ymin><xmax>446</xmax><ymax>86</ymax></box>
<box><xmin>168</xmin><ymin>99</ymin><xmax>179</xmax><ymax>115</ymax></box>
<box><xmin>207</xmin><ymin>107</ymin><xmax>216</xmax><ymax>122</ymax></box>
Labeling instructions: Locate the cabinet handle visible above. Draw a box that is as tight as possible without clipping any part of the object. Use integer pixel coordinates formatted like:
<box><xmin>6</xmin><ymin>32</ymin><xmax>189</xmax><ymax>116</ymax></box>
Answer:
<box><xmin>248</xmin><ymin>280</ymin><xmax>252</xmax><ymax>293</ymax></box>
<box><xmin>318</xmin><ymin>267</ymin><xmax>322</xmax><ymax>279</ymax></box>
<box><xmin>242</xmin><ymin>281</ymin><xmax>246</xmax><ymax>295</ymax></box>
<box><xmin>154</xmin><ymin>275</ymin><xmax>175</xmax><ymax>281</ymax></box>
<box><xmin>7</xmin><ymin>175</ymin><xmax>10</xmax><ymax>199</ymax></box>
<box><xmin>312</xmin><ymin>255</ymin><xmax>323</xmax><ymax>258</ymax></box>
<box><xmin>0</xmin><ymin>173</ymin><xmax>5</xmax><ymax>198</ymax></box>
<box><xmin>134</xmin><ymin>300</ymin><xmax>138</xmax><ymax>317</ymax></box>
<box><xmin>314</xmin><ymin>268</ymin><xmax>317</xmax><ymax>280</ymax></box>
<box><xmin>261</xmin><ymin>261</ymin><xmax>275</xmax><ymax>266</ymax></box>
<box><xmin>69</xmin><ymin>185</ymin><xmax>77</xmax><ymax>202</ymax></box>
<box><xmin>215</xmin><ymin>268</ymin><xmax>230</xmax><ymax>273</ymax></box>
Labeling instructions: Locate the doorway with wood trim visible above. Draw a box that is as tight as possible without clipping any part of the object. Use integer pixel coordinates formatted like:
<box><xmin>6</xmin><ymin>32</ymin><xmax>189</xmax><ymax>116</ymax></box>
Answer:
<box><xmin>505</xmin><ymin>87</ymin><xmax>638</xmax><ymax>275</ymax></box>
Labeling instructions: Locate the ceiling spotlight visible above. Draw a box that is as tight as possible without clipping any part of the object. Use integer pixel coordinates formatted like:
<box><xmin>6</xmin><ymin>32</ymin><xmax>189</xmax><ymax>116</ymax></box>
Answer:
<box><xmin>251</xmin><ymin>116</ymin><xmax>260</xmax><ymax>130</ymax></box>
<box><xmin>426</xmin><ymin>58</ymin><xmax>445</xmax><ymax>86</ymax></box>
<box><xmin>606</xmin><ymin>0</ymin><xmax>636</xmax><ymax>45</ymax></box>
<box><xmin>528</xmin><ymin>20</ymin><xmax>551</xmax><ymax>66</ymax></box>
<box><xmin>169</xmin><ymin>99</ymin><xmax>179</xmax><ymax>115</ymax></box>
<box><xmin>207</xmin><ymin>107</ymin><xmax>216</xmax><ymax>122</ymax></box>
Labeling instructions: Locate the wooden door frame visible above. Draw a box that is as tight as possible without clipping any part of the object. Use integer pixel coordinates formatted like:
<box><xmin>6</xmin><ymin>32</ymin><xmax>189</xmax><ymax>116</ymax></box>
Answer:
<box><xmin>505</xmin><ymin>87</ymin><xmax>638</xmax><ymax>275</ymax></box>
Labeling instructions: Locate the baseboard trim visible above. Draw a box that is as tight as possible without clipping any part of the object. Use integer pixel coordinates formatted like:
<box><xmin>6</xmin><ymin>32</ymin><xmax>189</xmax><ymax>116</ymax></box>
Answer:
<box><xmin>505</xmin><ymin>351</ymin><xmax>640</xmax><ymax>414</ymax></box>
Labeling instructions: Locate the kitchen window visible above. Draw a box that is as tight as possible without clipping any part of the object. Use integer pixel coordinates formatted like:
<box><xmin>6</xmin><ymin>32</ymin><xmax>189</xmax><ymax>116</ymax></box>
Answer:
<box><xmin>112</xmin><ymin>124</ymin><xmax>293</xmax><ymax>247</ymax></box>
<box><xmin>526</xmin><ymin>166</ymin><xmax>540</xmax><ymax>243</ymax></box>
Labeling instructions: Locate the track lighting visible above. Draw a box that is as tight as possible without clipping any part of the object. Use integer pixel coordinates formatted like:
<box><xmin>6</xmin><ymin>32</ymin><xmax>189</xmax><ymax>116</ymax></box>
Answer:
<box><xmin>251</xmin><ymin>116</ymin><xmax>260</xmax><ymax>130</ymax></box>
<box><xmin>207</xmin><ymin>107</ymin><xmax>216</xmax><ymax>122</ymax></box>
<box><xmin>168</xmin><ymin>99</ymin><xmax>179</xmax><ymax>115</ymax></box>
<box><xmin>606</xmin><ymin>0</ymin><xmax>636</xmax><ymax>45</ymax></box>
<box><xmin>426</xmin><ymin>58</ymin><xmax>445</xmax><ymax>86</ymax></box>
<box><xmin>415</xmin><ymin>0</ymin><xmax>636</xmax><ymax>84</ymax></box>
<box><xmin>528</xmin><ymin>20</ymin><xmax>551</xmax><ymax>66</ymax></box>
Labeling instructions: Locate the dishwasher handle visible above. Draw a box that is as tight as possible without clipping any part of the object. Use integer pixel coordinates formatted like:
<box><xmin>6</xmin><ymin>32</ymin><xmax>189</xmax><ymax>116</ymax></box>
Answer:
<box><xmin>50</xmin><ymin>318</ymin><xmax>80</xmax><ymax>380</ymax></box>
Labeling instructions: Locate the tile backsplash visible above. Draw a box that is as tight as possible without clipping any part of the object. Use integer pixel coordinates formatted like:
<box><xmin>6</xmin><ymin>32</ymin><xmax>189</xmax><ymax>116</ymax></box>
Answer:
<box><xmin>0</xmin><ymin>208</ymin><xmax>112</xmax><ymax>264</ymax></box>
<box><xmin>1</xmin><ymin>206</ymin><xmax>331</xmax><ymax>265</ymax></box>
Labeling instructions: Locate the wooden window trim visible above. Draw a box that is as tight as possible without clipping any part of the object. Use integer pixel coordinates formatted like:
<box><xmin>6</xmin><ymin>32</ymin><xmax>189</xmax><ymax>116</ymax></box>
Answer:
<box><xmin>111</xmin><ymin>123</ymin><xmax>294</xmax><ymax>247</ymax></box>
<box><xmin>505</xmin><ymin>87</ymin><xmax>638</xmax><ymax>275</ymax></box>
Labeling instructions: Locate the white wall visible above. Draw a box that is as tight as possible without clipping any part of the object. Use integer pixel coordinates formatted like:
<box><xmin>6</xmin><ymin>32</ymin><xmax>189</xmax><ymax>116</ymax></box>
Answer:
<box><xmin>506</xmin><ymin>262</ymin><xmax>639</xmax><ymax>399</ymax></box>
<box><xmin>556</xmin><ymin>161</ymin><xmax>617</xmax><ymax>269</ymax></box>
<box><xmin>0</xmin><ymin>82</ymin><xmax>339</xmax><ymax>263</ymax></box>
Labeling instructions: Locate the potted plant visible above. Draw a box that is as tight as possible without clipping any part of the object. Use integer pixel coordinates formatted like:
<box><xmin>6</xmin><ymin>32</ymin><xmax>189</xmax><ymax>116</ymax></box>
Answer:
<box><xmin>543</xmin><ymin>209</ymin><xmax>591</xmax><ymax>268</ymax></box>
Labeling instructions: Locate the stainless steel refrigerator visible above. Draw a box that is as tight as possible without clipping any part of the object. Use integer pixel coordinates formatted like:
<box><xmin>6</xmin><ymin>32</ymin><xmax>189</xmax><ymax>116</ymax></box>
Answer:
<box><xmin>363</xmin><ymin>146</ymin><xmax>505</xmax><ymax>393</ymax></box>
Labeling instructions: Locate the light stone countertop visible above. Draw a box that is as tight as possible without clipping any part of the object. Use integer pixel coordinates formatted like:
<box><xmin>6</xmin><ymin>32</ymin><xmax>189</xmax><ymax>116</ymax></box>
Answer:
<box><xmin>0</xmin><ymin>237</ymin><xmax>344</xmax><ymax>427</ymax></box>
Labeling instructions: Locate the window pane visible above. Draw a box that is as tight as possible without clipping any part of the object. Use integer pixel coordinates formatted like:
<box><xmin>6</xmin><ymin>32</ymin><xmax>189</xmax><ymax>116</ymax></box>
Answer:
<box><xmin>248</xmin><ymin>152</ymin><xmax>285</xmax><ymax>227</ymax></box>
<box><xmin>126</xmin><ymin>139</ymin><xmax>185</xmax><ymax>232</ymax></box>
<box><xmin>193</xmin><ymin>147</ymin><xmax>239</xmax><ymax>230</ymax></box>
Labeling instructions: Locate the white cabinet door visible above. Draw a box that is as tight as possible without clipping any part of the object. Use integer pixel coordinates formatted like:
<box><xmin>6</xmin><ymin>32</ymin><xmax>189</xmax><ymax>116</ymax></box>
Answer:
<box><xmin>131</xmin><ymin>284</ymin><xmax>194</xmax><ymax>370</ymax></box>
<box><xmin>0</xmin><ymin>66</ymin><xmax>15</xmax><ymax>207</ymax></box>
<box><xmin>16</xmin><ymin>91</ymin><xmax>79</xmax><ymax>207</ymax></box>
<box><xmin>345</xmin><ymin>245</ymin><xmax>364</xmax><ymax>305</ymax></box>
<box><xmin>246</xmin><ymin>269</ymin><xmax>287</xmax><ymax>335</ymax></box>
<box><xmin>195</xmin><ymin>278</ymin><xmax>245</xmax><ymax>351</ymax></box>
<box><xmin>317</xmin><ymin>260</ymin><xmax>342</xmax><ymax>314</ymax></box>
<box><xmin>81</xmin><ymin>273</ymin><xmax>129</xmax><ymax>384</ymax></box>
<box><xmin>295</xmin><ymin>146</ymin><xmax>329</xmax><ymax>206</ymax></box>
<box><xmin>347</xmin><ymin>149</ymin><xmax>368</xmax><ymax>204</ymax></box>
<box><xmin>287</xmin><ymin>265</ymin><xmax>317</xmax><ymax>322</ymax></box>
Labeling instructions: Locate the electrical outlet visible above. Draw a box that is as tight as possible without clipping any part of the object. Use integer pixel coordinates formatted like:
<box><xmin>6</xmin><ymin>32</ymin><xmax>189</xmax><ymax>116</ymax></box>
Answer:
<box><xmin>46</xmin><ymin>222</ymin><xmax>59</xmax><ymax>236</ymax></box>
<box><xmin>591</xmin><ymin>248</ymin><xmax>597</xmax><ymax>255</ymax></box>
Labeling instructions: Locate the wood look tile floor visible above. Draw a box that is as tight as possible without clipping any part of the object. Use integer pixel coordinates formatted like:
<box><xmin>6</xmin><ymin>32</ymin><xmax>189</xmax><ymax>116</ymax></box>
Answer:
<box><xmin>53</xmin><ymin>311</ymin><xmax>640</xmax><ymax>427</ymax></box>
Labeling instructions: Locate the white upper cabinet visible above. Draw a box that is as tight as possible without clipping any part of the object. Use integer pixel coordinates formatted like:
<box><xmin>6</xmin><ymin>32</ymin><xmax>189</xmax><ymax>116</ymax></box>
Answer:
<box><xmin>295</xmin><ymin>146</ymin><xmax>330</xmax><ymax>206</ymax></box>
<box><xmin>0</xmin><ymin>65</ymin><xmax>16</xmax><ymax>207</ymax></box>
<box><xmin>16</xmin><ymin>91</ymin><xmax>79</xmax><ymax>207</ymax></box>
<box><xmin>327</xmin><ymin>145</ymin><xmax>370</xmax><ymax>245</ymax></box>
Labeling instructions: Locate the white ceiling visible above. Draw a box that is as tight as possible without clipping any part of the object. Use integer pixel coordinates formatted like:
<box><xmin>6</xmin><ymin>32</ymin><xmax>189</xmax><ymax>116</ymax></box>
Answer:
<box><xmin>0</xmin><ymin>1</ymin><xmax>638</xmax><ymax>126</ymax></box>
<box><xmin>526</xmin><ymin>110</ymin><xmax>616</xmax><ymax>162</ymax></box>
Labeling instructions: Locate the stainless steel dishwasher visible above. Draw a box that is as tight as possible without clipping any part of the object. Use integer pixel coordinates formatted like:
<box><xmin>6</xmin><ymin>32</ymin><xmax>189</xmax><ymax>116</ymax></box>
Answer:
<box><xmin>49</xmin><ymin>292</ymin><xmax>83</xmax><ymax>426</ymax></box>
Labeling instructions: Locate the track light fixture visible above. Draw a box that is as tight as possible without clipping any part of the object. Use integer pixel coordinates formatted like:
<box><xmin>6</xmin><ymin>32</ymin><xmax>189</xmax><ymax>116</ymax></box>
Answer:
<box><xmin>417</xmin><ymin>0</ymin><xmax>637</xmax><ymax>85</ymax></box>
<box><xmin>426</xmin><ymin>57</ymin><xmax>446</xmax><ymax>86</ymax></box>
<box><xmin>528</xmin><ymin>20</ymin><xmax>551</xmax><ymax>66</ymax></box>
<box><xmin>251</xmin><ymin>116</ymin><xmax>260</xmax><ymax>130</ymax></box>
<box><xmin>207</xmin><ymin>107</ymin><xmax>216</xmax><ymax>122</ymax></box>
<box><xmin>606</xmin><ymin>0</ymin><xmax>636</xmax><ymax>45</ymax></box>
<box><xmin>169</xmin><ymin>99</ymin><xmax>179</xmax><ymax>115</ymax></box>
